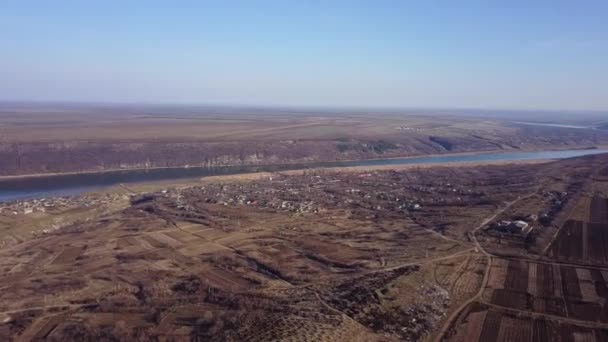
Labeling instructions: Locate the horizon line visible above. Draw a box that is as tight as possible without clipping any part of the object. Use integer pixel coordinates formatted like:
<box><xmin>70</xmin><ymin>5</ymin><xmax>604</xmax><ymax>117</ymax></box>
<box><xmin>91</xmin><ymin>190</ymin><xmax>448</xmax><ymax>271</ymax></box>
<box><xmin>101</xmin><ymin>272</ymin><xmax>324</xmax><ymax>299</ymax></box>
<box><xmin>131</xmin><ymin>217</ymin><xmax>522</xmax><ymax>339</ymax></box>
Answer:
<box><xmin>0</xmin><ymin>99</ymin><xmax>606</xmax><ymax>114</ymax></box>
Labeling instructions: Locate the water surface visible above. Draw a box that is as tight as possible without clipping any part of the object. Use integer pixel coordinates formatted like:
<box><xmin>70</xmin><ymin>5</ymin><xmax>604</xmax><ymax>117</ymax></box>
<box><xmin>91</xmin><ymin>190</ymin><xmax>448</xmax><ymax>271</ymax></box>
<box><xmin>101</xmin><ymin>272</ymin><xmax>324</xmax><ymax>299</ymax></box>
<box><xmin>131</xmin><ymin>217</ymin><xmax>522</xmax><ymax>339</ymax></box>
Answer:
<box><xmin>1</xmin><ymin>148</ymin><xmax>606</xmax><ymax>202</ymax></box>
<box><xmin>512</xmin><ymin>121</ymin><xmax>593</xmax><ymax>129</ymax></box>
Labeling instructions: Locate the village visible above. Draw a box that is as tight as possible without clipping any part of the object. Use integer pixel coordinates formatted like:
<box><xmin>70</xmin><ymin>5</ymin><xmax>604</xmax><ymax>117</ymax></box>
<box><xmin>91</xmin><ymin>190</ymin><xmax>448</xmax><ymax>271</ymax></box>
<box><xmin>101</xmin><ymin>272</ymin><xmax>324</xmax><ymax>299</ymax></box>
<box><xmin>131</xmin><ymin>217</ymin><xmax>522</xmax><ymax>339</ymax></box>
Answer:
<box><xmin>0</xmin><ymin>155</ymin><xmax>602</xmax><ymax>341</ymax></box>
<box><xmin>0</xmin><ymin>161</ymin><xmax>566</xmax><ymax>253</ymax></box>
<box><xmin>0</xmin><ymin>192</ymin><xmax>129</xmax><ymax>249</ymax></box>
<box><xmin>0</xmin><ymin>193</ymin><xmax>128</xmax><ymax>216</ymax></box>
<box><xmin>133</xmin><ymin>163</ymin><xmax>543</xmax><ymax>243</ymax></box>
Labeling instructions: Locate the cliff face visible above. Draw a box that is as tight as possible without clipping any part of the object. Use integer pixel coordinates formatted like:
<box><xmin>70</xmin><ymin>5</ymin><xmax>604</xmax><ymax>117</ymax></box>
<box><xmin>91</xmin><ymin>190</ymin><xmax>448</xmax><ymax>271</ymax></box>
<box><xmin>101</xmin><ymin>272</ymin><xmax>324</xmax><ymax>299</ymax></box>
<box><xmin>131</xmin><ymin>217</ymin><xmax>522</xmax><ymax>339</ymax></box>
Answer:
<box><xmin>0</xmin><ymin>139</ymin><xmax>438</xmax><ymax>175</ymax></box>
<box><xmin>0</xmin><ymin>125</ymin><xmax>606</xmax><ymax>176</ymax></box>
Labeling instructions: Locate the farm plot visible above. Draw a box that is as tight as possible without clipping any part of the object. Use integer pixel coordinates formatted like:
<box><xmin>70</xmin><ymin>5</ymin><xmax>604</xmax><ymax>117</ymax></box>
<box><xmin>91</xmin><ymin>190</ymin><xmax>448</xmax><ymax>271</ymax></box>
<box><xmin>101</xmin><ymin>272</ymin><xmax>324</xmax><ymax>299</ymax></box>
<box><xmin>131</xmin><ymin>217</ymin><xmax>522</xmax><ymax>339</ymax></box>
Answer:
<box><xmin>549</xmin><ymin>220</ymin><xmax>608</xmax><ymax>266</ymax></box>
<box><xmin>450</xmin><ymin>254</ymin><xmax>486</xmax><ymax>299</ymax></box>
<box><xmin>485</xmin><ymin>260</ymin><xmax>608</xmax><ymax>322</ymax></box>
<box><xmin>569</xmin><ymin>196</ymin><xmax>591</xmax><ymax>221</ymax></box>
<box><xmin>547</xmin><ymin>197</ymin><xmax>608</xmax><ymax>266</ymax></box>
<box><xmin>50</xmin><ymin>246</ymin><xmax>84</xmax><ymax>265</ymax></box>
<box><xmin>490</xmin><ymin>259</ymin><xmax>528</xmax><ymax>310</ymax></box>
<box><xmin>16</xmin><ymin>313</ymin><xmax>71</xmax><ymax>341</ymax></box>
<box><xmin>146</xmin><ymin>231</ymin><xmax>183</xmax><ymax>248</ymax></box>
<box><xmin>590</xmin><ymin>197</ymin><xmax>608</xmax><ymax>223</ymax></box>
<box><xmin>548</xmin><ymin>220</ymin><xmax>584</xmax><ymax>261</ymax></box>
<box><xmin>447</xmin><ymin>303</ymin><xmax>608</xmax><ymax>342</ymax></box>
<box><xmin>434</xmin><ymin>253</ymin><xmax>486</xmax><ymax>304</ymax></box>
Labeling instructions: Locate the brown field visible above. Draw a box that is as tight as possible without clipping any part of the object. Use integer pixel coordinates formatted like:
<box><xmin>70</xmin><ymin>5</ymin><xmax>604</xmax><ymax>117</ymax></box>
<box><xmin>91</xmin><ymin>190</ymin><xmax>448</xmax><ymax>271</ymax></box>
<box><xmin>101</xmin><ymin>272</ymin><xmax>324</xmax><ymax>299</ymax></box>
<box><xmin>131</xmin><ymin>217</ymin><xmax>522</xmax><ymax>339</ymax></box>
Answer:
<box><xmin>483</xmin><ymin>259</ymin><xmax>608</xmax><ymax>322</ymax></box>
<box><xmin>446</xmin><ymin>303</ymin><xmax>608</xmax><ymax>342</ymax></box>
<box><xmin>444</xmin><ymin>158</ymin><xmax>608</xmax><ymax>342</ymax></box>
<box><xmin>1</xmin><ymin>105</ymin><xmax>607</xmax><ymax>176</ymax></box>
<box><xmin>4</xmin><ymin>162</ymin><xmax>528</xmax><ymax>341</ymax></box>
<box><xmin>591</xmin><ymin>197</ymin><xmax>608</xmax><ymax>223</ymax></box>
<box><xmin>548</xmin><ymin>197</ymin><xmax>608</xmax><ymax>266</ymax></box>
<box><xmin>1</xmin><ymin>150</ymin><xmax>608</xmax><ymax>340</ymax></box>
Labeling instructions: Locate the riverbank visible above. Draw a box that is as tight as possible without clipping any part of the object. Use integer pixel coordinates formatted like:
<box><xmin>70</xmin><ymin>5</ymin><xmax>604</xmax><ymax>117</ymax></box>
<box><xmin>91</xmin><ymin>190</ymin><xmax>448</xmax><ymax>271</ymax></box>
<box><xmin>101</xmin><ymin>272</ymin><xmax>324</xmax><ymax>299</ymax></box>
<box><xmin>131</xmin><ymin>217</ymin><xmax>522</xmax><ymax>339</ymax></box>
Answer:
<box><xmin>0</xmin><ymin>144</ymin><xmax>601</xmax><ymax>181</ymax></box>
<box><xmin>1</xmin><ymin>147</ymin><xmax>607</xmax><ymax>202</ymax></box>
<box><xmin>119</xmin><ymin>158</ymin><xmax>551</xmax><ymax>195</ymax></box>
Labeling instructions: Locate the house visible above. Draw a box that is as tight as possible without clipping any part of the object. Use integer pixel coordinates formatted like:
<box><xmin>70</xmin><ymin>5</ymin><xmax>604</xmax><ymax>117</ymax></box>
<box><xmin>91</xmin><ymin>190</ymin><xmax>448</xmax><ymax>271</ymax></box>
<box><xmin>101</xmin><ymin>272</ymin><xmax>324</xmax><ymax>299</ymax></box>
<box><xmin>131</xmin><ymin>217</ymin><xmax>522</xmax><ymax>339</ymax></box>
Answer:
<box><xmin>513</xmin><ymin>220</ymin><xmax>529</xmax><ymax>230</ymax></box>
<box><xmin>493</xmin><ymin>220</ymin><xmax>529</xmax><ymax>234</ymax></box>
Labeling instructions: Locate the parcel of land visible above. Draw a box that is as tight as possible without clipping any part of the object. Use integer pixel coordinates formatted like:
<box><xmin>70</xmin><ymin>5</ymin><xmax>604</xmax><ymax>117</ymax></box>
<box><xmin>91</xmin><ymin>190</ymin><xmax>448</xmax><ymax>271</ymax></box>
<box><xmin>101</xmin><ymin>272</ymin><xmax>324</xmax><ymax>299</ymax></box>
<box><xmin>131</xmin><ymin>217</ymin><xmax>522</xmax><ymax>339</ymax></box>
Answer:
<box><xmin>441</xmin><ymin>155</ymin><xmax>608</xmax><ymax>342</ymax></box>
<box><xmin>1</xmin><ymin>104</ymin><xmax>607</xmax><ymax>176</ymax></box>
<box><xmin>2</xmin><ymin>149</ymin><xmax>608</xmax><ymax>341</ymax></box>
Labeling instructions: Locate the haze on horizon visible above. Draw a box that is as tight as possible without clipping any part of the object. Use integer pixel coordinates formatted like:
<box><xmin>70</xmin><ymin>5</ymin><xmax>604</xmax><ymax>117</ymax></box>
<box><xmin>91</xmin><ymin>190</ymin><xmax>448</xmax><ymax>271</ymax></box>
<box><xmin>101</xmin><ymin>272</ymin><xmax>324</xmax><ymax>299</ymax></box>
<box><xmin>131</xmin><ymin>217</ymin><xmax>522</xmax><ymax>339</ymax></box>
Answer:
<box><xmin>1</xmin><ymin>1</ymin><xmax>607</xmax><ymax>111</ymax></box>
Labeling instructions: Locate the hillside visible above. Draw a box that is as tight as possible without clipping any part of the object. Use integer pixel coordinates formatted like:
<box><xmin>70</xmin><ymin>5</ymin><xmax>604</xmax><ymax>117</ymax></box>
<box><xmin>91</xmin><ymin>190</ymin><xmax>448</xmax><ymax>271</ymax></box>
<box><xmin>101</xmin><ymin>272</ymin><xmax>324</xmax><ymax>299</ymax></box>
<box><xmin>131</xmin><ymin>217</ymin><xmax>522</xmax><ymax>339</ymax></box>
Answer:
<box><xmin>1</xmin><ymin>108</ymin><xmax>607</xmax><ymax>176</ymax></box>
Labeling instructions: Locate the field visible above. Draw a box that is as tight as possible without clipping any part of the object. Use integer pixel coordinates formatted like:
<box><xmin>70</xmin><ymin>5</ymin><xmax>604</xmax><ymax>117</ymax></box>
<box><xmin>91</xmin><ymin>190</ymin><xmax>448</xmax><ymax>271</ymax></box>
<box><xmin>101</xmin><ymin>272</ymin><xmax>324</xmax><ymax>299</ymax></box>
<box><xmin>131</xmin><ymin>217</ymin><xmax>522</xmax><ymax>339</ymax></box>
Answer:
<box><xmin>1</xmin><ymin>150</ymin><xmax>608</xmax><ymax>340</ymax></box>
<box><xmin>480</xmin><ymin>192</ymin><xmax>608</xmax><ymax>320</ymax></box>
<box><xmin>447</xmin><ymin>303</ymin><xmax>608</xmax><ymax>342</ymax></box>
<box><xmin>548</xmin><ymin>197</ymin><xmax>608</xmax><ymax>266</ymax></box>
<box><xmin>483</xmin><ymin>259</ymin><xmax>608</xmax><ymax>322</ymax></box>
<box><xmin>0</xmin><ymin>158</ymin><xmax>555</xmax><ymax>341</ymax></box>
<box><xmin>444</xmin><ymin>154</ymin><xmax>608</xmax><ymax>342</ymax></box>
<box><xmin>1</xmin><ymin>104</ymin><xmax>607</xmax><ymax>176</ymax></box>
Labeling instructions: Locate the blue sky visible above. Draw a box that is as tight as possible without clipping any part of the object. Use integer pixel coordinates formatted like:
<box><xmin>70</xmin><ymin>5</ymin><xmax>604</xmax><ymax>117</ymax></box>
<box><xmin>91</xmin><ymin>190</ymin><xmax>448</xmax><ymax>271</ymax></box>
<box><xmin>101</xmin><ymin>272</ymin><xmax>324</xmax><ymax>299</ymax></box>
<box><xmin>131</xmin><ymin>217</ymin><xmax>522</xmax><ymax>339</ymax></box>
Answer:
<box><xmin>1</xmin><ymin>1</ymin><xmax>607</xmax><ymax>110</ymax></box>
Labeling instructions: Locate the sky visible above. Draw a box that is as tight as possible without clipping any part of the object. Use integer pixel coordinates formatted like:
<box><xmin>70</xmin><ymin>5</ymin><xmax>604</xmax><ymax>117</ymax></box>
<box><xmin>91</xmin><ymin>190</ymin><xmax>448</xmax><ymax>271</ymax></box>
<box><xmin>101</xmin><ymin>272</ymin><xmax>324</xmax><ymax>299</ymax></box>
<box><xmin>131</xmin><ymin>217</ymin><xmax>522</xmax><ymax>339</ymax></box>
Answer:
<box><xmin>1</xmin><ymin>1</ymin><xmax>607</xmax><ymax>111</ymax></box>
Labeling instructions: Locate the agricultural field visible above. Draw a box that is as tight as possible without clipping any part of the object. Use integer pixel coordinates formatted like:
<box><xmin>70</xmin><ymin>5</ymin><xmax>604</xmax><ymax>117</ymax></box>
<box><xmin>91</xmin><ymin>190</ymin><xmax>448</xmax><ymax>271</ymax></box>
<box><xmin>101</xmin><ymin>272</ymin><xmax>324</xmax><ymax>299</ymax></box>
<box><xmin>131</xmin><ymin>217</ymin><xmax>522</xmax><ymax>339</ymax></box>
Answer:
<box><xmin>483</xmin><ymin>259</ymin><xmax>608</xmax><ymax>322</ymax></box>
<box><xmin>1</xmin><ymin>163</ymin><xmax>519</xmax><ymax>341</ymax></box>
<box><xmin>446</xmin><ymin>303</ymin><xmax>608</xmax><ymax>342</ymax></box>
<box><xmin>1</xmin><ymin>151</ymin><xmax>607</xmax><ymax>340</ymax></box>
<box><xmin>548</xmin><ymin>197</ymin><xmax>608</xmax><ymax>266</ymax></box>
<box><xmin>1</xmin><ymin>104</ymin><xmax>607</xmax><ymax>176</ymax></box>
<box><xmin>0</xmin><ymin>192</ymin><xmax>130</xmax><ymax>250</ymax></box>
<box><xmin>442</xmin><ymin>155</ymin><xmax>608</xmax><ymax>342</ymax></box>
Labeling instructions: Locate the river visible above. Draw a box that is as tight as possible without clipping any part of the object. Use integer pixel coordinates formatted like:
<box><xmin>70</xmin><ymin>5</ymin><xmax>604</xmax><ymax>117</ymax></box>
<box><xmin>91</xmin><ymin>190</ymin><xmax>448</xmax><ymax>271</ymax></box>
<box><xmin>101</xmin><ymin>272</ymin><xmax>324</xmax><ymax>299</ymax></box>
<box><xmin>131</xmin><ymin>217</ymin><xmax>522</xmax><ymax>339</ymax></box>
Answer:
<box><xmin>512</xmin><ymin>121</ymin><xmax>594</xmax><ymax>129</ymax></box>
<box><xmin>0</xmin><ymin>148</ymin><xmax>606</xmax><ymax>202</ymax></box>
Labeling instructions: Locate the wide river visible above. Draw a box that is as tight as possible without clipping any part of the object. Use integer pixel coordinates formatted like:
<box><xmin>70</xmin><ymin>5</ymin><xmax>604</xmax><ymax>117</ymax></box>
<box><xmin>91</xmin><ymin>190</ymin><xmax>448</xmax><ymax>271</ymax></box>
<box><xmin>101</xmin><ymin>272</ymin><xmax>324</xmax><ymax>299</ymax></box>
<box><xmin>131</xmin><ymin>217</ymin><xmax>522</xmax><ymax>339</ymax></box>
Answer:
<box><xmin>1</xmin><ymin>148</ymin><xmax>607</xmax><ymax>202</ymax></box>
